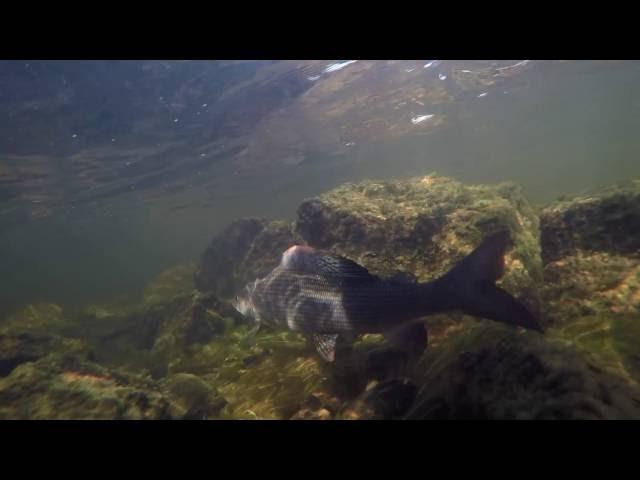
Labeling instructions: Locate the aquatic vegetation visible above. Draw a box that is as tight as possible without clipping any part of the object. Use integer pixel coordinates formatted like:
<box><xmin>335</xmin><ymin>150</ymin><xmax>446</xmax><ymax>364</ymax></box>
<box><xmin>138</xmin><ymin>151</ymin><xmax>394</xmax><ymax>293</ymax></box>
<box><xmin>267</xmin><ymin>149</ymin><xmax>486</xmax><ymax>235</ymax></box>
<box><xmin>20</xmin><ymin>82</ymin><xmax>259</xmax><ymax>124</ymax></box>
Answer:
<box><xmin>0</xmin><ymin>353</ymin><xmax>173</xmax><ymax>420</ymax></box>
<box><xmin>406</xmin><ymin>322</ymin><xmax>640</xmax><ymax>419</ymax></box>
<box><xmin>143</xmin><ymin>263</ymin><xmax>197</xmax><ymax>305</ymax></box>
<box><xmin>161</xmin><ymin>373</ymin><xmax>227</xmax><ymax>419</ymax></box>
<box><xmin>0</xmin><ymin>332</ymin><xmax>89</xmax><ymax>377</ymax></box>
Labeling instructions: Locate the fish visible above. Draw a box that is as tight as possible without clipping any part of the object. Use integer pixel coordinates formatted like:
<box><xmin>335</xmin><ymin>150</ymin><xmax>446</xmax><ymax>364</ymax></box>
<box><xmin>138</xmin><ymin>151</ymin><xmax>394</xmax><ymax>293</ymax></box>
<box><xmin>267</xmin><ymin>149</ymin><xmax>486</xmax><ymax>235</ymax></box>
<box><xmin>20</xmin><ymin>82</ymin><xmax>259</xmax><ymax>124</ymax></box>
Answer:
<box><xmin>232</xmin><ymin>230</ymin><xmax>542</xmax><ymax>362</ymax></box>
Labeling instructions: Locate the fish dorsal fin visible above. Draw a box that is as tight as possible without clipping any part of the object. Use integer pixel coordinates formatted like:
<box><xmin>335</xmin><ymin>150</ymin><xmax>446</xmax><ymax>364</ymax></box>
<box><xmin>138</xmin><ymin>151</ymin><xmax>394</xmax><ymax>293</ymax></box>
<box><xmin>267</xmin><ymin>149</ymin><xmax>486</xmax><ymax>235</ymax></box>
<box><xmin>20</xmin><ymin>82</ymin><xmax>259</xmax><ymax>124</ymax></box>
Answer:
<box><xmin>312</xmin><ymin>333</ymin><xmax>339</xmax><ymax>362</ymax></box>
<box><xmin>314</xmin><ymin>254</ymin><xmax>376</xmax><ymax>281</ymax></box>
<box><xmin>281</xmin><ymin>245</ymin><xmax>377</xmax><ymax>283</ymax></box>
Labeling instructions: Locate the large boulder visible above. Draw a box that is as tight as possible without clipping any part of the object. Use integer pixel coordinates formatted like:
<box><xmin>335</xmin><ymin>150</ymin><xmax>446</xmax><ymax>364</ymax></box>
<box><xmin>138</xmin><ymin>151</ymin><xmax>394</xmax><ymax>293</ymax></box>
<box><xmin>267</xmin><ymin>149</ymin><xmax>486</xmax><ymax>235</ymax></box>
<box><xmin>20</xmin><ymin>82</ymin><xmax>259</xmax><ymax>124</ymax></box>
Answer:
<box><xmin>195</xmin><ymin>218</ymin><xmax>301</xmax><ymax>299</ymax></box>
<box><xmin>405</xmin><ymin>322</ymin><xmax>640</xmax><ymax>419</ymax></box>
<box><xmin>539</xmin><ymin>179</ymin><xmax>640</xmax><ymax>383</ymax></box>
<box><xmin>0</xmin><ymin>332</ymin><xmax>89</xmax><ymax>377</ymax></box>
<box><xmin>540</xmin><ymin>179</ymin><xmax>640</xmax><ymax>264</ymax></box>
<box><xmin>0</xmin><ymin>353</ymin><xmax>173</xmax><ymax>420</ymax></box>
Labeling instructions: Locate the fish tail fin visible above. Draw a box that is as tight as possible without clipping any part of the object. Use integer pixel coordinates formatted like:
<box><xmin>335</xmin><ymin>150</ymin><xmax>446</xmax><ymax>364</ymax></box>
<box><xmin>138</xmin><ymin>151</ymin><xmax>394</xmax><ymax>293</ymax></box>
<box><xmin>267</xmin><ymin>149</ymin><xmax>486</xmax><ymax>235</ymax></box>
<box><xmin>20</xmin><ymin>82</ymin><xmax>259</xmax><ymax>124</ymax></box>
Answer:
<box><xmin>436</xmin><ymin>230</ymin><xmax>543</xmax><ymax>332</ymax></box>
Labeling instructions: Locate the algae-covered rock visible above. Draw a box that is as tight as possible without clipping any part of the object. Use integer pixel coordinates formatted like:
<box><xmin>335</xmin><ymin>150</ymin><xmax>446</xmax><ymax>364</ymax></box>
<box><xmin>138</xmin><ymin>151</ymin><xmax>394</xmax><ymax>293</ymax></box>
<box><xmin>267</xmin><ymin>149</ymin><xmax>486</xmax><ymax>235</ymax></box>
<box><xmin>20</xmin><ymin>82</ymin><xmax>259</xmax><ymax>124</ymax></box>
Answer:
<box><xmin>143</xmin><ymin>263</ymin><xmax>197</xmax><ymax>305</ymax></box>
<box><xmin>538</xmin><ymin>180</ymin><xmax>640</xmax><ymax>383</ymax></box>
<box><xmin>542</xmin><ymin>252</ymin><xmax>640</xmax><ymax>323</ymax></box>
<box><xmin>0</xmin><ymin>353</ymin><xmax>172</xmax><ymax>420</ymax></box>
<box><xmin>405</xmin><ymin>323</ymin><xmax>640</xmax><ymax>419</ymax></box>
<box><xmin>60</xmin><ymin>291</ymin><xmax>244</xmax><ymax>378</ymax></box>
<box><xmin>296</xmin><ymin>175</ymin><xmax>542</xmax><ymax>319</ymax></box>
<box><xmin>59</xmin><ymin>295</ymin><xmax>191</xmax><ymax>374</ymax></box>
<box><xmin>0</xmin><ymin>303</ymin><xmax>67</xmax><ymax>334</ymax></box>
<box><xmin>162</xmin><ymin>373</ymin><xmax>227</xmax><ymax>420</ymax></box>
<box><xmin>151</xmin><ymin>292</ymin><xmax>245</xmax><ymax>369</ymax></box>
<box><xmin>195</xmin><ymin>218</ymin><xmax>301</xmax><ymax>299</ymax></box>
<box><xmin>541</xmin><ymin>251</ymin><xmax>640</xmax><ymax>383</ymax></box>
<box><xmin>540</xmin><ymin>179</ymin><xmax>640</xmax><ymax>264</ymax></box>
<box><xmin>0</xmin><ymin>332</ymin><xmax>90</xmax><ymax>377</ymax></box>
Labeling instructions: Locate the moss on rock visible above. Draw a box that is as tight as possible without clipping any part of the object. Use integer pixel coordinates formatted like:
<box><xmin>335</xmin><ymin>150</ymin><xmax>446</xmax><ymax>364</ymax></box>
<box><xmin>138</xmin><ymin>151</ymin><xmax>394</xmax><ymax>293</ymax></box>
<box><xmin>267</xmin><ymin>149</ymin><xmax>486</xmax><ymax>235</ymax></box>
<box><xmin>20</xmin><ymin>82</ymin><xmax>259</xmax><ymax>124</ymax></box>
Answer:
<box><xmin>0</xmin><ymin>353</ymin><xmax>172</xmax><ymax>420</ymax></box>
<box><xmin>540</xmin><ymin>179</ymin><xmax>640</xmax><ymax>264</ymax></box>
<box><xmin>406</xmin><ymin>323</ymin><xmax>640</xmax><ymax>419</ymax></box>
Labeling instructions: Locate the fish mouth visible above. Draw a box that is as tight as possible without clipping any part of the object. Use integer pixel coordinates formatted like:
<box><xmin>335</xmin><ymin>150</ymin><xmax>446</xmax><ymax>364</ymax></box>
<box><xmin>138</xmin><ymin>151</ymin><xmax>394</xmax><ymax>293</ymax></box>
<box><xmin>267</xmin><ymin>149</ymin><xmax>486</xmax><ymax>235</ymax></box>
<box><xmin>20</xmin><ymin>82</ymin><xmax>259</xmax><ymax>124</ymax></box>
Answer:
<box><xmin>232</xmin><ymin>282</ymin><xmax>257</xmax><ymax>317</ymax></box>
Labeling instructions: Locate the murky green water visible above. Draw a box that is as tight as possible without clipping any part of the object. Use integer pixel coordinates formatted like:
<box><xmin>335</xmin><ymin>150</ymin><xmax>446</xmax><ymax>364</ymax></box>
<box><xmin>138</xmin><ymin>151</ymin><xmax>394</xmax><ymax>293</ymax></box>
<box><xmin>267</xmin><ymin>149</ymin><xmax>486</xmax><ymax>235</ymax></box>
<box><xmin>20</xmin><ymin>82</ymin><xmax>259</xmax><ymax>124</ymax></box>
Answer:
<box><xmin>2</xmin><ymin>60</ymin><xmax>639</xmax><ymax>312</ymax></box>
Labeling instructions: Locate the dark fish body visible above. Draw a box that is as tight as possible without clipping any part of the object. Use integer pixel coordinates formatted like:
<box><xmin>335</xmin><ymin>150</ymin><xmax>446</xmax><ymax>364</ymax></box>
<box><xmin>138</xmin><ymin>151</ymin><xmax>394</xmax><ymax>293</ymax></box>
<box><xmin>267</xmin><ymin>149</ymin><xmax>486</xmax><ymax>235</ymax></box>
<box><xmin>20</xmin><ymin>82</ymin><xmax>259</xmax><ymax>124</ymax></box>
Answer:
<box><xmin>234</xmin><ymin>232</ymin><xmax>542</xmax><ymax>361</ymax></box>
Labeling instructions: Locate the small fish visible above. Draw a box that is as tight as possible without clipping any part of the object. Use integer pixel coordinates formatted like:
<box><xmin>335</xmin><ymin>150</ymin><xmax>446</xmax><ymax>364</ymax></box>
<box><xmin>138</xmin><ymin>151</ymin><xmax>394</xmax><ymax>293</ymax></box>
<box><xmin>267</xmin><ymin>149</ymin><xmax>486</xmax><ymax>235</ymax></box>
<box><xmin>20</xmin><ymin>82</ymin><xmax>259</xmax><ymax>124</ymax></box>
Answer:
<box><xmin>233</xmin><ymin>231</ymin><xmax>542</xmax><ymax>362</ymax></box>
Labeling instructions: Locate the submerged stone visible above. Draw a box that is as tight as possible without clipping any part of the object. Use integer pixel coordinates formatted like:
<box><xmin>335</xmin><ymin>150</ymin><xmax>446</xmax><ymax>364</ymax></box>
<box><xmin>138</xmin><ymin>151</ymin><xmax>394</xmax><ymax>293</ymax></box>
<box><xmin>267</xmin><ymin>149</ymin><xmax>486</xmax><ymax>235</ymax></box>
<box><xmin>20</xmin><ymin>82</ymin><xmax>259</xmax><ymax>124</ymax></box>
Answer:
<box><xmin>0</xmin><ymin>332</ymin><xmax>89</xmax><ymax>377</ymax></box>
<box><xmin>162</xmin><ymin>373</ymin><xmax>227</xmax><ymax>420</ymax></box>
<box><xmin>143</xmin><ymin>263</ymin><xmax>197</xmax><ymax>305</ymax></box>
<box><xmin>195</xmin><ymin>218</ymin><xmax>301</xmax><ymax>299</ymax></box>
<box><xmin>0</xmin><ymin>303</ymin><xmax>66</xmax><ymax>334</ymax></box>
<box><xmin>405</xmin><ymin>323</ymin><xmax>640</xmax><ymax>419</ymax></box>
<box><xmin>0</xmin><ymin>353</ymin><xmax>172</xmax><ymax>420</ymax></box>
<box><xmin>540</xmin><ymin>179</ymin><xmax>640</xmax><ymax>264</ymax></box>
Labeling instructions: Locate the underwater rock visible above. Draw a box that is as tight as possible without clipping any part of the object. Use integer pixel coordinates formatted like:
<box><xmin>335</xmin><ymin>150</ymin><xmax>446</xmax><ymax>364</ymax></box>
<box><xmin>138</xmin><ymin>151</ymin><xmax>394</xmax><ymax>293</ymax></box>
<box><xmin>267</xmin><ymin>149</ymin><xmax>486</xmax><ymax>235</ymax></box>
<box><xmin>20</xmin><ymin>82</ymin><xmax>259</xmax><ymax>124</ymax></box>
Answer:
<box><xmin>143</xmin><ymin>263</ymin><xmax>197</xmax><ymax>305</ymax></box>
<box><xmin>162</xmin><ymin>373</ymin><xmax>227</xmax><ymax>420</ymax></box>
<box><xmin>296</xmin><ymin>175</ymin><xmax>543</xmax><ymax>323</ymax></box>
<box><xmin>60</xmin><ymin>291</ymin><xmax>243</xmax><ymax>378</ymax></box>
<box><xmin>405</xmin><ymin>323</ymin><xmax>640</xmax><ymax>419</ymax></box>
<box><xmin>542</xmin><ymin>252</ymin><xmax>640</xmax><ymax>323</ymax></box>
<box><xmin>0</xmin><ymin>332</ymin><xmax>90</xmax><ymax>377</ymax></box>
<box><xmin>195</xmin><ymin>218</ymin><xmax>302</xmax><ymax>299</ymax></box>
<box><xmin>540</xmin><ymin>179</ymin><xmax>640</xmax><ymax>264</ymax></box>
<box><xmin>539</xmin><ymin>180</ymin><xmax>640</xmax><ymax>382</ymax></box>
<box><xmin>541</xmin><ymin>251</ymin><xmax>640</xmax><ymax>383</ymax></box>
<box><xmin>0</xmin><ymin>353</ymin><xmax>172</xmax><ymax>419</ymax></box>
<box><xmin>151</xmin><ymin>292</ymin><xmax>245</xmax><ymax>366</ymax></box>
<box><xmin>0</xmin><ymin>303</ymin><xmax>67</xmax><ymax>334</ymax></box>
<box><xmin>59</xmin><ymin>295</ymin><xmax>192</xmax><ymax>374</ymax></box>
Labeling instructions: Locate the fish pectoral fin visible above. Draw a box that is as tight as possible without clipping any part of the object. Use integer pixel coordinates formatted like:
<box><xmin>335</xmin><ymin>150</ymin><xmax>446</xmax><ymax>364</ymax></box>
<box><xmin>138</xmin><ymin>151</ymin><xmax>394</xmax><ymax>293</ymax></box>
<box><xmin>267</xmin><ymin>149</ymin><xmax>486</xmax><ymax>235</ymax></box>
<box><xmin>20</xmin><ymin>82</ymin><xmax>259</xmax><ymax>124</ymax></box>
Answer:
<box><xmin>312</xmin><ymin>333</ymin><xmax>339</xmax><ymax>362</ymax></box>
